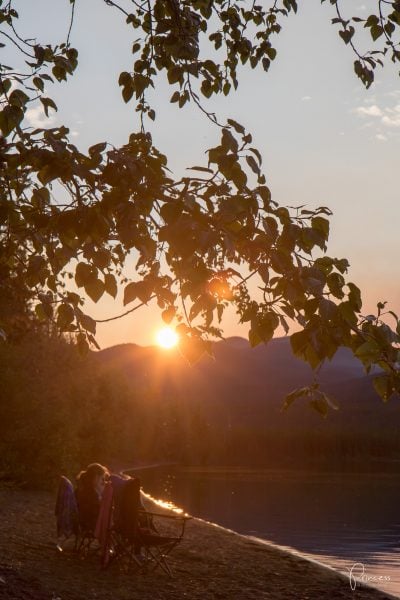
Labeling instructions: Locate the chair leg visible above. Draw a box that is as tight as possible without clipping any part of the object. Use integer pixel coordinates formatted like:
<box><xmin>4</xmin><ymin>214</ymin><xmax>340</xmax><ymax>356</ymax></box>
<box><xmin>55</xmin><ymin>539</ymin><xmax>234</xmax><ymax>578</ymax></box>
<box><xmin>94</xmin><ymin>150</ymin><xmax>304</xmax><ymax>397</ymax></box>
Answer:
<box><xmin>146</xmin><ymin>544</ymin><xmax>176</xmax><ymax>577</ymax></box>
<box><xmin>108</xmin><ymin>534</ymin><xmax>181</xmax><ymax>577</ymax></box>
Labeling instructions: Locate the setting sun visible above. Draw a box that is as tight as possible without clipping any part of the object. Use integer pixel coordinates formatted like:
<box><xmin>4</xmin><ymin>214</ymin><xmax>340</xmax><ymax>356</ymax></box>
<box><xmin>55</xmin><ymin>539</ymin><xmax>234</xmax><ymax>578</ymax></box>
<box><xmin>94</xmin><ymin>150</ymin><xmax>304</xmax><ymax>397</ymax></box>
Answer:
<box><xmin>155</xmin><ymin>327</ymin><xmax>179</xmax><ymax>349</ymax></box>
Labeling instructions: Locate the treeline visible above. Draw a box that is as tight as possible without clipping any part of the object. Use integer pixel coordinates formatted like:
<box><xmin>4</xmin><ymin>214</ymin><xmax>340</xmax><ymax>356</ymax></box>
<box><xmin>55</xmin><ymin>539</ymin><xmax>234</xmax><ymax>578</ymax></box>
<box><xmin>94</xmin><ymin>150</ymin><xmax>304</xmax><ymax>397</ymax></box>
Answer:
<box><xmin>1</xmin><ymin>333</ymin><xmax>400</xmax><ymax>488</ymax></box>
<box><xmin>210</xmin><ymin>427</ymin><xmax>400</xmax><ymax>470</ymax></box>
<box><xmin>0</xmin><ymin>333</ymin><xmax>213</xmax><ymax>486</ymax></box>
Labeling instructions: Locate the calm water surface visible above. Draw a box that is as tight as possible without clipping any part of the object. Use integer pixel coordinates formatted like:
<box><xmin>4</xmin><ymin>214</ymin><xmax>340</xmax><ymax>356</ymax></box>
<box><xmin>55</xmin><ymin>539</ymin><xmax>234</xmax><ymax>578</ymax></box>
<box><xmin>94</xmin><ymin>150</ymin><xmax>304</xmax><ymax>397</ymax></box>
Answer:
<box><xmin>137</xmin><ymin>467</ymin><xmax>400</xmax><ymax>597</ymax></box>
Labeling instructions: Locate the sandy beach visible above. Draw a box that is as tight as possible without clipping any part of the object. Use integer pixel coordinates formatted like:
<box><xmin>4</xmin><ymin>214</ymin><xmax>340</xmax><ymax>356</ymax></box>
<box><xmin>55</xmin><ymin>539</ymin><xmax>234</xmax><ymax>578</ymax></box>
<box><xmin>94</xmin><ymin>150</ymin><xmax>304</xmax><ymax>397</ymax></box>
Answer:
<box><xmin>0</xmin><ymin>485</ymin><xmax>395</xmax><ymax>600</ymax></box>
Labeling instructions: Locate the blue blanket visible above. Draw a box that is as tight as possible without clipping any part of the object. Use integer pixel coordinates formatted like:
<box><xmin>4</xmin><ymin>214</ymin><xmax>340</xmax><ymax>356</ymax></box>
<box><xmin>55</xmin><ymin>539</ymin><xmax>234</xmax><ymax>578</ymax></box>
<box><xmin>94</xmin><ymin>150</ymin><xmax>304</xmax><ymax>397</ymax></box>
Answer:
<box><xmin>55</xmin><ymin>476</ymin><xmax>79</xmax><ymax>538</ymax></box>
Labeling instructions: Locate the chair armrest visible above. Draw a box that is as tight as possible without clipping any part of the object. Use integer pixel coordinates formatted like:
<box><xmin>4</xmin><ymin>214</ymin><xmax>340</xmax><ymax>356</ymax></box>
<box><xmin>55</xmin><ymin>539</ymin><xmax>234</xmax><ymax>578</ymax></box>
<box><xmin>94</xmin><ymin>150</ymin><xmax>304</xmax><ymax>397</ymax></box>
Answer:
<box><xmin>139</xmin><ymin>509</ymin><xmax>191</xmax><ymax>521</ymax></box>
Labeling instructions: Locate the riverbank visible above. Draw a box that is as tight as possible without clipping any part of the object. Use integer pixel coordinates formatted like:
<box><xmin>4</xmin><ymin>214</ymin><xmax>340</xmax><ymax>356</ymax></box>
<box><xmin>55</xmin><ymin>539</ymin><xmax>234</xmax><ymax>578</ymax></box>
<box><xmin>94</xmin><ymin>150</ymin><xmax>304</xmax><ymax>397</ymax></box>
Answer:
<box><xmin>0</xmin><ymin>485</ymin><xmax>395</xmax><ymax>600</ymax></box>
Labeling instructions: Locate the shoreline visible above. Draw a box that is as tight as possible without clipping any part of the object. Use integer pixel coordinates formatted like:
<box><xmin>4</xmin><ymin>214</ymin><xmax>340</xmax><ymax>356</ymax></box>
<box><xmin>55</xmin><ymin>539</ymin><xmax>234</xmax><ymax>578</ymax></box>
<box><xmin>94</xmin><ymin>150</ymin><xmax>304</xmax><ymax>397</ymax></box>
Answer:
<box><xmin>244</xmin><ymin>534</ymin><xmax>397</xmax><ymax>599</ymax></box>
<box><xmin>0</xmin><ymin>485</ymin><xmax>396</xmax><ymax>600</ymax></box>
<box><xmin>123</xmin><ymin>462</ymin><xmax>400</xmax><ymax>477</ymax></box>
<box><xmin>191</xmin><ymin>515</ymin><xmax>398</xmax><ymax>600</ymax></box>
<box><xmin>158</xmin><ymin>464</ymin><xmax>400</xmax><ymax>477</ymax></box>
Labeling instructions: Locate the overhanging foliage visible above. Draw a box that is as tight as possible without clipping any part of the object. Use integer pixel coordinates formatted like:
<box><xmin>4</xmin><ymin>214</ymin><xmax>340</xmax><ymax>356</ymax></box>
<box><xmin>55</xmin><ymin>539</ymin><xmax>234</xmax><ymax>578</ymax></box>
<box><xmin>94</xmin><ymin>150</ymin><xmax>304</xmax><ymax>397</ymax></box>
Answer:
<box><xmin>1</xmin><ymin>0</ymin><xmax>399</xmax><ymax>412</ymax></box>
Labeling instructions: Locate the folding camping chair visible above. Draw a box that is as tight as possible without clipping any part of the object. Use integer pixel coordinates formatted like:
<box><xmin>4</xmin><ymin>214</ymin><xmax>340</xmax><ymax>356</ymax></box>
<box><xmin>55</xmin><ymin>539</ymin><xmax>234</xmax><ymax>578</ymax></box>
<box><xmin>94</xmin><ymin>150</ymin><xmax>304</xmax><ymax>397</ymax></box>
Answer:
<box><xmin>132</xmin><ymin>509</ymin><xmax>190</xmax><ymax>576</ymax></box>
<box><xmin>108</xmin><ymin>478</ymin><xmax>191</xmax><ymax>576</ymax></box>
<box><xmin>56</xmin><ymin>474</ymin><xmax>190</xmax><ymax>575</ymax></box>
<box><xmin>54</xmin><ymin>475</ymin><xmax>97</xmax><ymax>558</ymax></box>
<box><xmin>55</xmin><ymin>476</ymin><xmax>79</xmax><ymax>551</ymax></box>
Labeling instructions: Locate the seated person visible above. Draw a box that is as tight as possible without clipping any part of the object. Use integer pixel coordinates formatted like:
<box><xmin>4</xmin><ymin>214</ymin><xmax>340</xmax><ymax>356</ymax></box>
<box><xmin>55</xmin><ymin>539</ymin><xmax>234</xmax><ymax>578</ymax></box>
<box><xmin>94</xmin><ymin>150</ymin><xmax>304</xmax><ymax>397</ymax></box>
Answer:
<box><xmin>75</xmin><ymin>463</ymin><xmax>109</xmax><ymax>532</ymax></box>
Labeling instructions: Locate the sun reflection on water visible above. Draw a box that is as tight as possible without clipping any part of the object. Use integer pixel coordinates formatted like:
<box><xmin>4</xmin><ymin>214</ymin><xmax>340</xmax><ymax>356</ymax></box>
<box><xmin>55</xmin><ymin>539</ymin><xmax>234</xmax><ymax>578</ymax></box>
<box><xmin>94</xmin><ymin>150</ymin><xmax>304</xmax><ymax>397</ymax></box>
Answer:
<box><xmin>141</xmin><ymin>491</ymin><xmax>186</xmax><ymax>515</ymax></box>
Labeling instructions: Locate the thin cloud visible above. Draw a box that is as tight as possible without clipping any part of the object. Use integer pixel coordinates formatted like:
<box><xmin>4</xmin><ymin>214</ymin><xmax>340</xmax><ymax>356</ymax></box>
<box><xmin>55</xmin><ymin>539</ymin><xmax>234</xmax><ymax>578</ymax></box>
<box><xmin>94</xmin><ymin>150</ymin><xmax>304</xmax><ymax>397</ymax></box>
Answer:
<box><xmin>385</xmin><ymin>90</ymin><xmax>400</xmax><ymax>98</ymax></box>
<box><xmin>382</xmin><ymin>115</ymin><xmax>400</xmax><ymax>128</ymax></box>
<box><xmin>353</xmin><ymin>98</ymin><xmax>400</xmax><ymax>135</ymax></box>
<box><xmin>362</xmin><ymin>95</ymin><xmax>377</xmax><ymax>104</ymax></box>
<box><xmin>301</xmin><ymin>95</ymin><xmax>312</xmax><ymax>101</ymax></box>
<box><xmin>25</xmin><ymin>105</ymin><xmax>56</xmax><ymax>129</ymax></box>
<box><xmin>355</xmin><ymin>105</ymin><xmax>382</xmax><ymax>117</ymax></box>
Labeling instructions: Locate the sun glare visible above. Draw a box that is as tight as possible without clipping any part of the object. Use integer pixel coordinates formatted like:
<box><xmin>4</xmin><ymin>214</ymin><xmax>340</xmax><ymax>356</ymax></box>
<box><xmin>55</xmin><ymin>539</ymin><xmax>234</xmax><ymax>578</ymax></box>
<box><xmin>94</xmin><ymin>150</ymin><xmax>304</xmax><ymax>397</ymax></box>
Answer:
<box><xmin>156</xmin><ymin>327</ymin><xmax>179</xmax><ymax>349</ymax></box>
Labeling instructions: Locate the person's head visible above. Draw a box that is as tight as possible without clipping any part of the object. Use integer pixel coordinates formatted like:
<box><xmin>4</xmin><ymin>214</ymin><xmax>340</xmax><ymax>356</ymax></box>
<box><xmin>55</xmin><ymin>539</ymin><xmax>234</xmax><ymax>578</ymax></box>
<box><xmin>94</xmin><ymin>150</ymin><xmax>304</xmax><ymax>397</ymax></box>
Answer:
<box><xmin>77</xmin><ymin>463</ymin><xmax>109</xmax><ymax>496</ymax></box>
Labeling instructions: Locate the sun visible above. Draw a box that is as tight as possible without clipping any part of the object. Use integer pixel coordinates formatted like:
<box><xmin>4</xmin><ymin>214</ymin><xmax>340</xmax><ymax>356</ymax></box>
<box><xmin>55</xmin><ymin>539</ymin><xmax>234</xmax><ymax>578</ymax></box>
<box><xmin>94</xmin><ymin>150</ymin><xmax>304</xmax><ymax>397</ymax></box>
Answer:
<box><xmin>155</xmin><ymin>327</ymin><xmax>179</xmax><ymax>349</ymax></box>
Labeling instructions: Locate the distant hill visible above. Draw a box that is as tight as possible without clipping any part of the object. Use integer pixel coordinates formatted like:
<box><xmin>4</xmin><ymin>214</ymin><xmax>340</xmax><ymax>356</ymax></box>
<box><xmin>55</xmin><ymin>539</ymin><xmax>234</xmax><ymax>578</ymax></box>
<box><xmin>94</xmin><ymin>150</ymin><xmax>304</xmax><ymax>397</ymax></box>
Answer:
<box><xmin>95</xmin><ymin>337</ymin><xmax>399</xmax><ymax>437</ymax></box>
<box><xmin>5</xmin><ymin>333</ymin><xmax>397</xmax><ymax>483</ymax></box>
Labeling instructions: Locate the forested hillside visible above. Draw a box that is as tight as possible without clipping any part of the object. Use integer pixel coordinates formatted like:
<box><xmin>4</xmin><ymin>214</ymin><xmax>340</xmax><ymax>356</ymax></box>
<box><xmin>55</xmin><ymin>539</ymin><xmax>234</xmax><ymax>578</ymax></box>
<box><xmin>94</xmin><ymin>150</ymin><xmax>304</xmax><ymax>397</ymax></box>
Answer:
<box><xmin>1</xmin><ymin>334</ymin><xmax>399</xmax><ymax>488</ymax></box>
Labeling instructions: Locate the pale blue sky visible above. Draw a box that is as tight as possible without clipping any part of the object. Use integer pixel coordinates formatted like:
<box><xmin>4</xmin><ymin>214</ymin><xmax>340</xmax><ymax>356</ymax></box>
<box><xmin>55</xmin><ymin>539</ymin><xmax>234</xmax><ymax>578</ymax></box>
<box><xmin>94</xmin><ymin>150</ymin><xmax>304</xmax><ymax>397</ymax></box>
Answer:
<box><xmin>14</xmin><ymin>0</ymin><xmax>400</xmax><ymax>347</ymax></box>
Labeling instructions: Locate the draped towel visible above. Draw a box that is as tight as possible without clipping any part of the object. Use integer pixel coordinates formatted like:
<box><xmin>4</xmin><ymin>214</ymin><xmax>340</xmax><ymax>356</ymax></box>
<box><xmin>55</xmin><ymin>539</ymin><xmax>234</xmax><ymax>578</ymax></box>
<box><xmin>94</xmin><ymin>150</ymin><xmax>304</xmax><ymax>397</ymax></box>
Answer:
<box><xmin>94</xmin><ymin>481</ymin><xmax>114</xmax><ymax>567</ymax></box>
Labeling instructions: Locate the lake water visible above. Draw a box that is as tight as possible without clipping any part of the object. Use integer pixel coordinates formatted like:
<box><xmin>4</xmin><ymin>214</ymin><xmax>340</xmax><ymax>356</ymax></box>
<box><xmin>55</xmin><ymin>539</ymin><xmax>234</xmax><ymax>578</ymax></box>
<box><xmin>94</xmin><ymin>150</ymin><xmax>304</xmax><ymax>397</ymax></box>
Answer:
<box><xmin>137</xmin><ymin>466</ymin><xmax>400</xmax><ymax>597</ymax></box>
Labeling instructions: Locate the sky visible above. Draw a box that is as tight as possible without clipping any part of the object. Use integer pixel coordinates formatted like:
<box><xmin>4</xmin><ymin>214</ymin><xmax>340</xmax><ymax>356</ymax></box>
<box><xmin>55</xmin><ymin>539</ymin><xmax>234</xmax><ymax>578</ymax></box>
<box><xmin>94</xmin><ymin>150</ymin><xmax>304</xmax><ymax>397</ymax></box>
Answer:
<box><xmin>12</xmin><ymin>0</ymin><xmax>400</xmax><ymax>348</ymax></box>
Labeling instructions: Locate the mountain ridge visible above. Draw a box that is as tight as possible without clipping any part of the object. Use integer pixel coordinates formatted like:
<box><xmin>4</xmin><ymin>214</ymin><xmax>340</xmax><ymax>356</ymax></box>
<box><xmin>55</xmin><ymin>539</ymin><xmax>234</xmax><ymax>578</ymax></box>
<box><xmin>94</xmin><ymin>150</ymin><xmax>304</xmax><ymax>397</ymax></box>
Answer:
<box><xmin>94</xmin><ymin>336</ymin><xmax>399</xmax><ymax>435</ymax></box>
